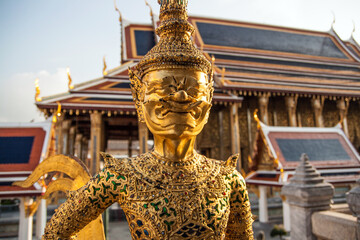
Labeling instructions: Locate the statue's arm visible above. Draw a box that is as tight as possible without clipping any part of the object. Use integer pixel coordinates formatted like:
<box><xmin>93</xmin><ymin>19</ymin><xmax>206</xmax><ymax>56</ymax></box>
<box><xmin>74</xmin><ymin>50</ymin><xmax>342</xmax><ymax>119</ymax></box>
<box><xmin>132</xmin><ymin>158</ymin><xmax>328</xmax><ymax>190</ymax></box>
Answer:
<box><xmin>42</xmin><ymin>168</ymin><xmax>127</xmax><ymax>239</ymax></box>
<box><xmin>225</xmin><ymin>171</ymin><xmax>254</xmax><ymax>240</ymax></box>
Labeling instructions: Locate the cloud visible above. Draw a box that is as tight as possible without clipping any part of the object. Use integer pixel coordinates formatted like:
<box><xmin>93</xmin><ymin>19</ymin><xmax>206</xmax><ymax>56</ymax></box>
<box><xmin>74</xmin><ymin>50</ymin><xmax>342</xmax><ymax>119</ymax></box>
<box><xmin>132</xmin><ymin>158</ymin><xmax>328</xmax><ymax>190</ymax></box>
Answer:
<box><xmin>0</xmin><ymin>68</ymin><xmax>68</xmax><ymax>123</ymax></box>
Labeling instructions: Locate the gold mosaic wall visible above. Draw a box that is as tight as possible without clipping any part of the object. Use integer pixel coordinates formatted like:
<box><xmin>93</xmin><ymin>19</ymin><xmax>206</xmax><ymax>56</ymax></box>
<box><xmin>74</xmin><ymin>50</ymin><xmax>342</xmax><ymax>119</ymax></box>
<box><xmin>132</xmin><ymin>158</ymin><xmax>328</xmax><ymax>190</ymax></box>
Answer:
<box><xmin>347</xmin><ymin>101</ymin><xmax>360</xmax><ymax>151</ymax></box>
<box><xmin>297</xmin><ymin>98</ymin><xmax>314</xmax><ymax>127</ymax></box>
<box><xmin>270</xmin><ymin>97</ymin><xmax>288</xmax><ymax>126</ymax></box>
<box><xmin>196</xmin><ymin>106</ymin><xmax>220</xmax><ymax>159</ymax></box>
<box><xmin>322</xmin><ymin>100</ymin><xmax>339</xmax><ymax>127</ymax></box>
<box><xmin>198</xmin><ymin>96</ymin><xmax>360</xmax><ymax>173</ymax></box>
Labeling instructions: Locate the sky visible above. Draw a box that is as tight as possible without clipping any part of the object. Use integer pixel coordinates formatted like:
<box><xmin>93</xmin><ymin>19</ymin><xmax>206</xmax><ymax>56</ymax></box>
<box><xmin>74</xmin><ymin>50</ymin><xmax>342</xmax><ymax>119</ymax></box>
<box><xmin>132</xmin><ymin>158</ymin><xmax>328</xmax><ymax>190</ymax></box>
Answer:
<box><xmin>0</xmin><ymin>0</ymin><xmax>359</xmax><ymax>123</ymax></box>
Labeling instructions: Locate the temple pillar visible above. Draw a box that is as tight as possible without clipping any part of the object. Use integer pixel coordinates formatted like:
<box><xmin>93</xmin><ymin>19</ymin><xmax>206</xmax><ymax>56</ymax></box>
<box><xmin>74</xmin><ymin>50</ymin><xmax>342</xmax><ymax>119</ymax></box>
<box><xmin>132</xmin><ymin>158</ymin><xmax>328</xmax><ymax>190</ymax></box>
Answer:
<box><xmin>55</xmin><ymin>115</ymin><xmax>64</xmax><ymax>154</ymax></box>
<box><xmin>81</xmin><ymin>136</ymin><xmax>89</xmax><ymax>164</ymax></box>
<box><xmin>311</xmin><ymin>97</ymin><xmax>324</xmax><ymax>127</ymax></box>
<box><xmin>35</xmin><ymin>198</ymin><xmax>47</xmax><ymax>239</ymax></box>
<box><xmin>281</xmin><ymin>154</ymin><xmax>334</xmax><ymax>240</ymax></box>
<box><xmin>247</xmin><ymin>107</ymin><xmax>253</xmax><ymax>154</ymax></box>
<box><xmin>218</xmin><ymin>110</ymin><xmax>224</xmax><ymax>160</ymax></box>
<box><xmin>18</xmin><ymin>197</ymin><xmax>33</xmax><ymax>240</ymax></box>
<box><xmin>138</xmin><ymin>122</ymin><xmax>149</xmax><ymax>154</ymax></box>
<box><xmin>337</xmin><ymin>98</ymin><xmax>349</xmax><ymax>137</ymax></box>
<box><xmin>127</xmin><ymin>122</ymin><xmax>133</xmax><ymax>157</ymax></box>
<box><xmin>259</xmin><ymin>185</ymin><xmax>269</xmax><ymax>223</ymax></box>
<box><xmin>282</xmin><ymin>198</ymin><xmax>291</xmax><ymax>232</ymax></box>
<box><xmin>68</xmin><ymin>126</ymin><xmax>76</xmax><ymax>156</ymax></box>
<box><xmin>258</xmin><ymin>95</ymin><xmax>269</xmax><ymax>124</ymax></box>
<box><xmin>229</xmin><ymin>103</ymin><xmax>241</xmax><ymax>171</ymax></box>
<box><xmin>61</xmin><ymin>120</ymin><xmax>71</xmax><ymax>154</ymax></box>
<box><xmin>285</xmin><ymin>96</ymin><xmax>298</xmax><ymax>127</ymax></box>
<box><xmin>90</xmin><ymin>111</ymin><xmax>103</xmax><ymax>175</ymax></box>
<box><xmin>74</xmin><ymin>133</ymin><xmax>83</xmax><ymax>158</ymax></box>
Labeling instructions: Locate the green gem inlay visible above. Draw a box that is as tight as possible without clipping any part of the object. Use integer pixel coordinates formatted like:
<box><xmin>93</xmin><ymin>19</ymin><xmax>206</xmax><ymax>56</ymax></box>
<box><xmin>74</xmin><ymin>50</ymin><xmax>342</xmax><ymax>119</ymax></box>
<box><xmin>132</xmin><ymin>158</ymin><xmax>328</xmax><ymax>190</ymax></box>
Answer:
<box><xmin>106</xmin><ymin>172</ymin><xmax>114</xmax><ymax>181</ymax></box>
<box><xmin>233</xmin><ymin>195</ymin><xmax>242</xmax><ymax>204</ymax></box>
<box><xmin>120</xmin><ymin>184</ymin><xmax>127</xmax><ymax>194</ymax></box>
<box><xmin>205</xmin><ymin>197</ymin><xmax>214</xmax><ymax>206</ymax></box>
<box><xmin>207</xmin><ymin>220</ymin><xmax>215</xmax><ymax>230</ymax></box>
<box><xmin>235</xmin><ymin>180</ymin><xmax>240</xmax><ymax>188</ymax></box>
<box><xmin>206</xmin><ymin>210</ymin><xmax>215</xmax><ymax>220</ymax></box>
<box><xmin>92</xmin><ymin>186</ymin><xmax>100</xmax><ymax>195</ymax></box>
<box><xmin>117</xmin><ymin>175</ymin><xmax>126</xmax><ymax>180</ymax></box>
<box><xmin>99</xmin><ymin>194</ymin><xmax>109</xmax><ymax>202</ymax></box>
<box><xmin>151</xmin><ymin>202</ymin><xmax>161</xmax><ymax>211</ymax></box>
<box><xmin>102</xmin><ymin>183</ymin><xmax>110</xmax><ymax>194</ymax></box>
<box><xmin>110</xmin><ymin>192</ymin><xmax>119</xmax><ymax>198</ymax></box>
<box><xmin>169</xmin><ymin>208</ymin><xmax>177</xmax><ymax>216</ymax></box>
<box><xmin>88</xmin><ymin>197</ymin><xmax>97</xmax><ymax>203</ymax></box>
<box><xmin>111</xmin><ymin>181</ymin><xmax>122</xmax><ymax>190</ymax></box>
<box><xmin>239</xmin><ymin>188</ymin><xmax>245</xmax><ymax>197</ymax></box>
<box><xmin>214</xmin><ymin>204</ymin><xmax>219</xmax><ymax>213</ymax></box>
<box><xmin>160</xmin><ymin>207</ymin><xmax>170</xmax><ymax>217</ymax></box>
<box><xmin>164</xmin><ymin>220</ymin><xmax>174</xmax><ymax>231</ymax></box>
<box><xmin>220</xmin><ymin>200</ymin><xmax>225</xmax><ymax>210</ymax></box>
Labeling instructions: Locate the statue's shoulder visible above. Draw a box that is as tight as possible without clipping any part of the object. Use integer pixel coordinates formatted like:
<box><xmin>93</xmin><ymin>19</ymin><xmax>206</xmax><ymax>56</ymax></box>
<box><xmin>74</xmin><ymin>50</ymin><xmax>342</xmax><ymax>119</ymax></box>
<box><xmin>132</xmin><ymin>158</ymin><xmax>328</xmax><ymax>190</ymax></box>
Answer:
<box><xmin>100</xmin><ymin>152</ymin><xmax>134</xmax><ymax>174</ymax></box>
<box><xmin>208</xmin><ymin>153</ymin><xmax>241</xmax><ymax>176</ymax></box>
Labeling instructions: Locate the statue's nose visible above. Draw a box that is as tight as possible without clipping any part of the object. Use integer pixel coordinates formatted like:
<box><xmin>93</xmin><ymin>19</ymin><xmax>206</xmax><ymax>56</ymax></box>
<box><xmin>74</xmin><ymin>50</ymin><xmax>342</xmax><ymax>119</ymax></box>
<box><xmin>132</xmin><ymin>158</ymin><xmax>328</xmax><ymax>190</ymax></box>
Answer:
<box><xmin>173</xmin><ymin>90</ymin><xmax>188</xmax><ymax>102</ymax></box>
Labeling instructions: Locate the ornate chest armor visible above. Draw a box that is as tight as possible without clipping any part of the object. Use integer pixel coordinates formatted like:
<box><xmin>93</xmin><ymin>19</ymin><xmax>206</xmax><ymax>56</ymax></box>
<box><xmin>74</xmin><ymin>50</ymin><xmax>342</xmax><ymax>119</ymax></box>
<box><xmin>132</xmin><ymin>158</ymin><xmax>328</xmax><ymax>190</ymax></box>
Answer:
<box><xmin>42</xmin><ymin>153</ymin><xmax>253</xmax><ymax>239</ymax></box>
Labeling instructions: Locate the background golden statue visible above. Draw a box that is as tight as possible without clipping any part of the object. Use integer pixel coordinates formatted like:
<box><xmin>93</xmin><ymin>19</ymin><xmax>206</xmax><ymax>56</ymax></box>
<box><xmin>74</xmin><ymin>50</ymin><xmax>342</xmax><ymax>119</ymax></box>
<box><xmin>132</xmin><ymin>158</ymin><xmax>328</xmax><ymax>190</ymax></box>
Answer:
<box><xmin>19</xmin><ymin>0</ymin><xmax>254</xmax><ymax>239</ymax></box>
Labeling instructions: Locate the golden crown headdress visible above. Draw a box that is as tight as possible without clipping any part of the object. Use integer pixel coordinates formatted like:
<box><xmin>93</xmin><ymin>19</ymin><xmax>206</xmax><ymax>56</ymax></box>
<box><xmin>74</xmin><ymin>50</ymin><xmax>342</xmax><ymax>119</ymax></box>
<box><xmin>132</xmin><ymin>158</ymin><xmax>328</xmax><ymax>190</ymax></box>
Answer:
<box><xmin>132</xmin><ymin>0</ymin><xmax>211</xmax><ymax>78</ymax></box>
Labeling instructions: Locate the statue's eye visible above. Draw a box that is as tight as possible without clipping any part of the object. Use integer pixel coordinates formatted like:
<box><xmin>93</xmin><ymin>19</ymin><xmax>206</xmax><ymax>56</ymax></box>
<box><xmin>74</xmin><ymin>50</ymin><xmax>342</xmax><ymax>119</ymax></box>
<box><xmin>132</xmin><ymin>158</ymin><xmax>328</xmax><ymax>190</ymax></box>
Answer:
<box><xmin>168</xmin><ymin>84</ymin><xmax>176</xmax><ymax>90</ymax></box>
<box><xmin>187</xmin><ymin>87</ymin><xmax>200</xmax><ymax>97</ymax></box>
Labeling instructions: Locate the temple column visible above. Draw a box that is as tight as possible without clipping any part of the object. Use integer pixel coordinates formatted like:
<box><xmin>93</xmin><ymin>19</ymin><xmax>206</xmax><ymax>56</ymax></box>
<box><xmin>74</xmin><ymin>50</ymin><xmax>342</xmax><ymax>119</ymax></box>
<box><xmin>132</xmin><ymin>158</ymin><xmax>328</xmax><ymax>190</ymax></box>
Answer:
<box><xmin>128</xmin><ymin>123</ymin><xmax>133</xmax><ymax>157</ymax></box>
<box><xmin>282</xmin><ymin>197</ymin><xmax>291</xmax><ymax>232</ymax></box>
<box><xmin>285</xmin><ymin>95</ymin><xmax>298</xmax><ymax>127</ymax></box>
<box><xmin>81</xmin><ymin>136</ymin><xmax>89</xmax><ymax>164</ymax></box>
<box><xmin>61</xmin><ymin>120</ymin><xmax>71</xmax><ymax>154</ymax></box>
<box><xmin>247</xmin><ymin>107</ymin><xmax>253</xmax><ymax>154</ymax></box>
<box><xmin>229</xmin><ymin>103</ymin><xmax>241</xmax><ymax>171</ymax></box>
<box><xmin>90</xmin><ymin>111</ymin><xmax>103</xmax><ymax>175</ymax></box>
<box><xmin>259</xmin><ymin>185</ymin><xmax>269</xmax><ymax>223</ymax></box>
<box><xmin>311</xmin><ymin>97</ymin><xmax>324</xmax><ymax>127</ymax></box>
<box><xmin>18</xmin><ymin>197</ymin><xmax>33</xmax><ymax>240</ymax></box>
<box><xmin>337</xmin><ymin>98</ymin><xmax>349</xmax><ymax>137</ymax></box>
<box><xmin>35</xmin><ymin>198</ymin><xmax>47</xmax><ymax>239</ymax></box>
<box><xmin>68</xmin><ymin>126</ymin><xmax>76</xmax><ymax>156</ymax></box>
<box><xmin>138</xmin><ymin>122</ymin><xmax>149</xmax><ymax>154</ymax></box>
<box><xmin>74</xmin><ymin>133</ymin><xmax>83</xmax><ymax>158</ymax></box>
<box><xmin>55</xmin><ymin>115</ymin><xmax>64</xmax><ymax>154</ymax></box>
<box><xmin>258</xmin><ymin>94</ymin><xmax>269</xmax><ymax>124</ymax></box>
<box><xmin>218</xmin><ymin>110</ymin><xmax>224</xmax><ymax>160</ymax></box>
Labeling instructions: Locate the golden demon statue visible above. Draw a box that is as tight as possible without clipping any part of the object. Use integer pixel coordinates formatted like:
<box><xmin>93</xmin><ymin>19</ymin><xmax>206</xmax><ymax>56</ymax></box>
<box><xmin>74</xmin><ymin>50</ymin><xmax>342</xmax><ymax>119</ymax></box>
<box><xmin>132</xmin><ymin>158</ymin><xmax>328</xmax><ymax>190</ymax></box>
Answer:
<box><xmin>41</xmin><ymin>0</ymin><xmax>254</xmax><ymax>239</ymax></box>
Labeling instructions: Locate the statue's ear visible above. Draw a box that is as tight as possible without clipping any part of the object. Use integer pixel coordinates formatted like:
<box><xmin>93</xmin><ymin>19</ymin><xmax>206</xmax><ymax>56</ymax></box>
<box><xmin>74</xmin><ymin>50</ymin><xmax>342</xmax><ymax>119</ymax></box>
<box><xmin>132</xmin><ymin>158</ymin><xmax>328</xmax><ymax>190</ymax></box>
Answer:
<box><xmin>129</xmin><ymin>68</ymin><xmax>145</xmax><ymax>122</ymax></box>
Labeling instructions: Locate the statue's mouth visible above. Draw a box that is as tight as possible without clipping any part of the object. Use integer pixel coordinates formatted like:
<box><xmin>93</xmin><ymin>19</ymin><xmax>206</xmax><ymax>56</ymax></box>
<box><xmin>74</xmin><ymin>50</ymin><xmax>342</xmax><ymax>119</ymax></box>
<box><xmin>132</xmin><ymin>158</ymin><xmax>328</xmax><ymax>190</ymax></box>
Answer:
<box><xmin>155</xmin><ymin>101</ymin><xmax>202</xmax><ymax>120</ymax></box>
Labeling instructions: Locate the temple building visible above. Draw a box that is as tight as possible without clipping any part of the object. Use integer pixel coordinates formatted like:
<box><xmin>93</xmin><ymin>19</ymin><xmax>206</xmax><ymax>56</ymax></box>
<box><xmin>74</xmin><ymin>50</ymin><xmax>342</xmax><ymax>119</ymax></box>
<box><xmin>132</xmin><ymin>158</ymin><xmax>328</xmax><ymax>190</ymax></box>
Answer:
<box><xmin>0</xmin><ymin>121</ymin><xmax>52</xmax><ymax>238</ymax></box>
<box><xmin>35</xmin><ymin>12</ymin><xmax>360</xmax><ymax>172</ymax></box>
<box><xmin>34</xmin><ymin>11</ymin><xmax>360</xmax><ymax>226</ymax></box>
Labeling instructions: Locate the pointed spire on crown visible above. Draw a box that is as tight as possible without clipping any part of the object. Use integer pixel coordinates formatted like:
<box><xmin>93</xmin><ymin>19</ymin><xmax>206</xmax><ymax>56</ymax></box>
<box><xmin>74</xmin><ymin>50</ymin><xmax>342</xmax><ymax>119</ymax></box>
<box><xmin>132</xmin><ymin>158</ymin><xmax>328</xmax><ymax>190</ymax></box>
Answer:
<box><xmin>133</xmin><ymin>0</ymin><xmax>211</xmax><ymax>79</ymax></box>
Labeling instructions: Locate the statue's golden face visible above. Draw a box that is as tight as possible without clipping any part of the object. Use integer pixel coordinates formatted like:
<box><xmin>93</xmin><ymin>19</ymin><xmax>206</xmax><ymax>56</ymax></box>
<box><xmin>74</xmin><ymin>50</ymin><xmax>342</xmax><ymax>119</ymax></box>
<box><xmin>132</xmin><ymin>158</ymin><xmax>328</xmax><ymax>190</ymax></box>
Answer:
<box><xmin>141</xmin><ymin>69</ymin><xmax>212</xmax><ymax>139</ymax></box>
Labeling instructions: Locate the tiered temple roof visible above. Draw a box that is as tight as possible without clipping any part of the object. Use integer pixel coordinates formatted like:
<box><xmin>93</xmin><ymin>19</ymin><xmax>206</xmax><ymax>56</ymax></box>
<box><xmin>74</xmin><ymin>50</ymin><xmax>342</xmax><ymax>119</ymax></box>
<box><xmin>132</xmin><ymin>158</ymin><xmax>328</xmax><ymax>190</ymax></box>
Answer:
<box><xmin>36</xmin><ymin>15</ymin><xmax>360</xmax><ymax>116</ymax></box>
